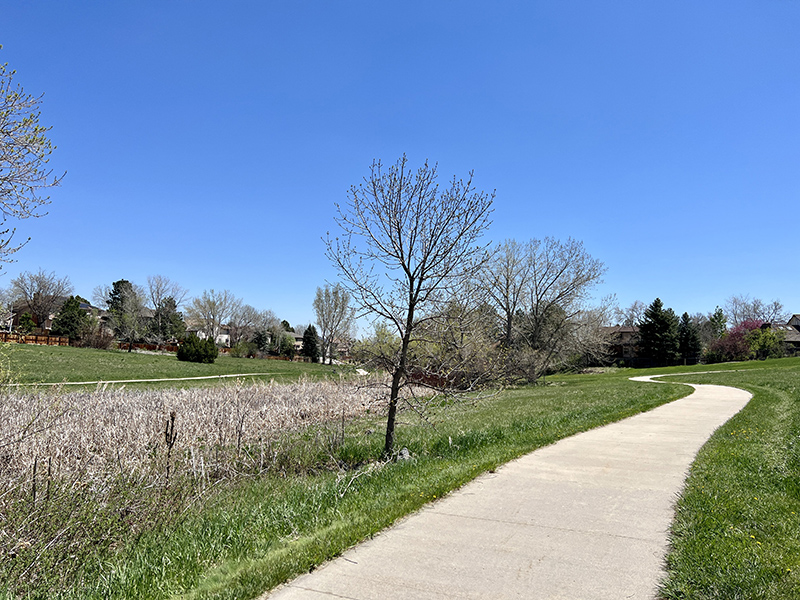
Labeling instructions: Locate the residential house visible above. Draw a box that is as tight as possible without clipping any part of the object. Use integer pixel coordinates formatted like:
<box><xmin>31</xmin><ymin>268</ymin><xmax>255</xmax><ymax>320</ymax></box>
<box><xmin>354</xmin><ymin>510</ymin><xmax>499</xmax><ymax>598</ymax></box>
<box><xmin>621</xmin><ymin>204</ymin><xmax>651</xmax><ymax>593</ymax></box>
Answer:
<box><xmin>764</xmin><ymin>315</ymin><xmax>800</xmax><ymax>354</ymax></box>
<box><xmin>601</xmin><ymin>325</ymin><xmax>639</xmax><ymax>364</ymax></box>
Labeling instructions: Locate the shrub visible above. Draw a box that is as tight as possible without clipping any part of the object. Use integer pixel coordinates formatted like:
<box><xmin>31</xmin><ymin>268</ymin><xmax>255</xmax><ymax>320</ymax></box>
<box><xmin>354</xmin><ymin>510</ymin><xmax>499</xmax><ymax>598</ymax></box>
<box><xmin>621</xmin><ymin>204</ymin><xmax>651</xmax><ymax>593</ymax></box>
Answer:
<box><xmin>17</xmin><ymin>312</ymin><xmax>35</xmax><ymax>334</ymax></box>
<box><xmin>177</xmin><ymin>334</ymin><xmax>218</xmax><ymax>363</ymax></box>
<box><xmin>230</xmin><ymin>340</ymin><xmax>258</xmax><ymax>358</ymax></box>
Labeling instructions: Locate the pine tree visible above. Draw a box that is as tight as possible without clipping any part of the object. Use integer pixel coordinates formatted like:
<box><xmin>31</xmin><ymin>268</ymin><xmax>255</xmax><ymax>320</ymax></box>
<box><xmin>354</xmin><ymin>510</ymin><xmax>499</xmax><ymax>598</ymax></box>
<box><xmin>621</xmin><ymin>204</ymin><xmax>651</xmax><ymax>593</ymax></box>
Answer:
<box><xmin>638</xmin><ymin>298</ymin><xmax>679</xmax><ymax>366</ymax></box>
<box><xmin>301</xmin><ymin>325</ymin><xmax>320</xmax><ymax>363</ymax></box>
<box><xmin>50</xmin><ymin>296</ymin><xmax>90</xmax><ymax>341</ymax></box>
<box><xmin>678</xmin><ymin>312</ymin><xmax>702</xmax><ymax>363</ymax></box>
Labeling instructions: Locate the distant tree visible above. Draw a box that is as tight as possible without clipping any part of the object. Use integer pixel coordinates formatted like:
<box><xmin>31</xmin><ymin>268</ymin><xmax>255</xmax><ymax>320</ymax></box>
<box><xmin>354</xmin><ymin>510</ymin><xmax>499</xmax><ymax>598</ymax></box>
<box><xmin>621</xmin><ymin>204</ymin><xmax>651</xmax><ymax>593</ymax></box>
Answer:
<box><xmin>253</xmin><ymin>329</ymin><xmax>271</xmax><ymax>352</ymax></box>
<box><xmin>725</xmin><ymin>294</ymin><xmax>788</xmax><ymax>328</ymax></box>
<box><xmin>281</xmin><ymin>320</ymin><xmax>294</xmax><ymax>332</ymax></box>
<box><xmin>747</xmin><ymin>326</ymin><xmax>785</xmax><ymax>360</ymax></box>
<box><xmin>146</xmin><ymin>275</ymin><xmax>187</xmax><ymax>310</ymax></box>
<box><xmin>10</xmin><ymin>268</ymin><xmax>73</xmax><ymax>326</ymax></box>
<box><xmin>301</xmin><ymin>324</ymin><xmax>321</xmax><ymax>362</ymax></box>
<box><xmin>351</xmin><ymin>322</ymin><xmax>401</xmax><ymax>370</ymax></box>
<box><xmin>105</xmin><ymin>279</ymin><xmax>148</xmax><ymax>351</ymax></box>
<box><xmin>186</xmin><ymin>289</ymin><xmax>240</xmax><ymax>345</ymax></box>
<box><xmin>614</xmin><ymin>300</ymin><xmax>646</xmax><ymax>327</ymax></box>
<box><xmin>148</xmin><ymin>296</ymin><xmax>185</xmax><ymax>344</ymax></box>
<box><xmin>17</xmin><ymin>311</ymin><xmax>35</xmax><ymax>333</ymax></box>
<box><xmin>50</xmin><ymin>295</ymin><xmax>90</xmax><ymax>341</ymax></box>
<box><xmin>708</xmin><ymin>306</ymin><xmax>727</xmax><ymax>340</ymax></box>
<box><xmin>480</xmin><ymin>239</ymin><xmax>532</xmax><ymax>348</ymax></box>
<box><xmin>705</xmin><ymin>320</ymin><xmax>761</xmax><ymax>363</ymax></box>
<box><xmin>638</xmin><ymin>298</ymin><xmax>679</xmax><ymax>365</ymax></box>
<box><xmin>313</xmin><ymin>283</ymin><xmax>355</xmax><ymax>365</ymax></box>
<box><xmin>326</xmin><ymin>155</ymin><xmax>494</xmax><ymax>456</ymax></box>
<box><xmin>228</xmin><ymin>304</ymin><xmax>261</xmax><ymax>346</ymax></box>
<box><xmin>678</xmin><ymin>312</ymin><xmax>702</xmax><ymax>363</ymax></box>
<box><xmin>0</xmin><ymin>48</ymin><xmax>64</xmax><ymax>266</ymax></box>
<box><xmin>279</xmin><ymin>333</ymin><xmax>296</xmax><ymax>359</ymax></box>
<box><xmin>480</xmin><ymin>237</ymin><xmax>607</xmax><ymax>381</ymax></box>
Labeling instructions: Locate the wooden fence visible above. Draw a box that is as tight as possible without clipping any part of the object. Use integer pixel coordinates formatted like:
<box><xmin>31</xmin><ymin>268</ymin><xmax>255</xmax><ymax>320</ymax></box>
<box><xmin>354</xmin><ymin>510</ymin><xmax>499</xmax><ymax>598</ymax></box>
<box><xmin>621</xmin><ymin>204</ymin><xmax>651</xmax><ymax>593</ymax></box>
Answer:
<box><xmin>0</xmin><ymin>332</ymin><xmax>69</xmax><ymax>346</ymax></box>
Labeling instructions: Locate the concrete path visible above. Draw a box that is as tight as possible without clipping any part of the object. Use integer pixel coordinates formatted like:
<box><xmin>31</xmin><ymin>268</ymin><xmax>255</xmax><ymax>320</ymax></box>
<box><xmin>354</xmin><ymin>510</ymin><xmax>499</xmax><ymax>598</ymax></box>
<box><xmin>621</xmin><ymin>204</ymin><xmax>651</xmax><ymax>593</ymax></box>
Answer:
<box><xmin>262</xmin><ymin>377</ymin><xmax>752</xmax><ymax>600</ymax></box>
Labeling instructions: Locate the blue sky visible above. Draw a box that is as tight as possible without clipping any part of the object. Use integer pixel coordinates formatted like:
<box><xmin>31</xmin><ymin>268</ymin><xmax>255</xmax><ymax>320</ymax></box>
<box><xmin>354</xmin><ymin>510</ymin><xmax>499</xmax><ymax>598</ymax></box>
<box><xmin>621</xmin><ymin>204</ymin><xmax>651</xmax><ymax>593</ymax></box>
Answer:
<box><xmin>1</xmin><ymin>1</ymin><xmax>798</xmax><ymax>329</ymax></box>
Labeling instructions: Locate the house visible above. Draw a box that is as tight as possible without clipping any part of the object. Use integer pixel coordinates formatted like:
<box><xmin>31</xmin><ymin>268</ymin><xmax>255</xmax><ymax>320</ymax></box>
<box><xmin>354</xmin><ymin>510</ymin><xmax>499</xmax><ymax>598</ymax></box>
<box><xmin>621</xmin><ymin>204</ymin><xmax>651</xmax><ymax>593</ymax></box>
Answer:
<box><xmin>601</xmin><ymin>325</ymin><xmax>639</xmax><ymax>363</ymax></box>
<box><xmin>184</xmin><ymin>323</ymin><xmax>231</xmax><ymax>347</ymax></box>
<box><xmin>11</xmin><ymin>296</ymin><xmax>107</xmax><ymax>332</ymax></box>
<box><xmin>764</xmin><ymin>315</ymin><xmax>800</xmax><ymax>354</ymax></box>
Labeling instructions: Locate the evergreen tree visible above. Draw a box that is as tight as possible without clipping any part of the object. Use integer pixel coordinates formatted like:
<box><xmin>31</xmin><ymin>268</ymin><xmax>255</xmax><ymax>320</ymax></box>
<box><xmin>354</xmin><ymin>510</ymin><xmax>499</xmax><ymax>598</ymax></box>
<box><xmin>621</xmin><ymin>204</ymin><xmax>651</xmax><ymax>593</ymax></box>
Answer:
<box><xmin>50</xmin><ymin>296</ymin><xmax>91</xmax><ymax>341</ymax></box>
<box><xmin>678</xmin><ymin>312</ymin><xmax>702</xmax><ymax>363</ymax></box>
<box><xmin>638</xmin><ymin>298</ymin><xmax>679</xmax><ymax>365</ymax></box>
<box><xmin>149</xmin><ymin>296</ymin><xmax>186</xmax><ymax>343</ymax></box>
<box><xmin>18</xmin><ymin>312</ymin><xmax>35</xmax><ymax>333</ymax></box>
<box><xmin>301</xmin><ymin>325</ymin><xmax>320</xmax><ymax>363</ymax></box>
<box><xmin>708</xmin><ymin>306</ymin><xmax>727</xmax><ymax>340</ymax></box>
<box><xmin>279</xmin><ymin>333</ymin><xmax>296</xmax><ymax>359</ymax></box>
<box><xmin>106</xmin><ymin>279</ymin><xmax>146</xmax><ymax>351</ymax></box>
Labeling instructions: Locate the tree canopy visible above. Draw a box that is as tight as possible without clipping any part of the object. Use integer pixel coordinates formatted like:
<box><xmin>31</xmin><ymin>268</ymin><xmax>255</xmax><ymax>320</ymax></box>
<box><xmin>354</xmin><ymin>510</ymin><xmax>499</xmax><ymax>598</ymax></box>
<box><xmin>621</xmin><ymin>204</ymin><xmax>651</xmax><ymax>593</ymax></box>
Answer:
<box><xmin>326</xmin><ymin>155</ymin><xmax>494</xmax><ymax>456</ymax></box>
<box><xmin>0</xmin><ymin>47</ymin><xmax>63</xmax><ymax>266</ymax></box>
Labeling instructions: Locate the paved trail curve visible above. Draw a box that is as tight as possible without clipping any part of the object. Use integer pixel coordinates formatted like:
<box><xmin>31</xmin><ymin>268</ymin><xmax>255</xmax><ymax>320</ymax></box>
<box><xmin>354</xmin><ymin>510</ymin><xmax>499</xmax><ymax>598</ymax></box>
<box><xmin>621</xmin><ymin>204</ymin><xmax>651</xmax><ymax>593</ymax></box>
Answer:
<box><xmin>263</xmin><ymin>376</ymin><xmax>751</xmax><ymax>600</ymax></box>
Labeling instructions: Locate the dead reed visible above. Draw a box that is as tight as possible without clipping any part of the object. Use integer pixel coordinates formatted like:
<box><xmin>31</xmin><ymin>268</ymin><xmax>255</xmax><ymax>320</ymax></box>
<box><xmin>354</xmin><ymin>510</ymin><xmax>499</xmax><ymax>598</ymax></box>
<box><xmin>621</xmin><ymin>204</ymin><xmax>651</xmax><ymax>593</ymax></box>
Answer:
<box><xmin>0</xmin><ymin>377</ymin><xmax>384</xmax><ymax>596</ymax></box>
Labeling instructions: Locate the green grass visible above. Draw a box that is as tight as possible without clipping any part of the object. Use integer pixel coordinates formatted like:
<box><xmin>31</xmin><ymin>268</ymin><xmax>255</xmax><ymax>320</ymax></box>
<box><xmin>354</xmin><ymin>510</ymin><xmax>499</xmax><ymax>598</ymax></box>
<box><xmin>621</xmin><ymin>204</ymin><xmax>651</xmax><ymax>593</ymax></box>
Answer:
<box><xmin>4</xmin><ymin>344</ymin><xmax>341</xmax><ymax>388</ymax></box>
<box><xmin>36</xmin><ymin>368</ymin><xmax>693</xmax><ymax>600</ymax></box>
<box><xmin>656</xmin><ymin>358</ymin><xmax>800</xmax><ymax>599</ymax></box>
<box><xmin>8</xmin><ymin>355</ymin><xmax>798</xmax><ymax>599</ymax></box>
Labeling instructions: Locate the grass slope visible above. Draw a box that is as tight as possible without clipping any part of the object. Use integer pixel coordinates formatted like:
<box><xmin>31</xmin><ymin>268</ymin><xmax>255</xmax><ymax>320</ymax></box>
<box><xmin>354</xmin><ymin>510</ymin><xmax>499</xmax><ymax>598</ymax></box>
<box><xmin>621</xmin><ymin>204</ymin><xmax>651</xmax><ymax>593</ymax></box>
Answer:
<box><xmin>47</xmin><ymin>369</ymin><xmax>691</xmax><ymax>599</ymax></box>
<box><xmin>5</xmin><ymin>344</ymin><xmax>336</xmax><ymax>387</ymax></box>
<box><xmin>657</xmin><ymin>358</ymin><xmax>800</xmax><ymax>599</ymax></box>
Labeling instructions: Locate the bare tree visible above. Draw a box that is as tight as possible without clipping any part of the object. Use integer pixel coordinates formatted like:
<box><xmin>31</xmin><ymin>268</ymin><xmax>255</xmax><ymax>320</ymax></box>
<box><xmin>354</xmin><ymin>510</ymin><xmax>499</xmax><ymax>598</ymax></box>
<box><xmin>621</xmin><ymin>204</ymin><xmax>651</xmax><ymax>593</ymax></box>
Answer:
<box><xmin>186</xmin><ymin>289</ymin><xmax>240</xmax><ymax>345</ymax></box>
<box><xmin>228</xmin><ymin>304</ymin><xmax>261</xmax><ymax>346</ymax></box>
<box><xmin>481</xmin><ymin>239</ymin><xmax>531</xmax><ymax>347</ymax></box>
<box><xmin>724</xmin><ymin>294</ymin><xmax>789</xmax><ymax>327</ymax></box>
<box><xmin>614</xmin><ymin>300</ymin><xmax>646</xmax><ymax>327</ymax></box>
<box><xmin>146</xmin><ymin>275</ymin><xmax>187</xmax><ymax>310</ymax></box>
<box><xmin>10</xmin><ymin>268</ymin><xmax>72</xmax><ymax>327</ymax></box>
<box><xmin>326</xmin><ymin>155</ymin><xmax>494</xmax><ymax>456</ymax></box>
<box><xmin>313</xmin><ymin>283</ymin><xmax>355</xmax><ymax>365</ymax></box>
<box><xmin>0</xmin><ymin>48</ymin><xmax>64</xmax><ymax>266</ymax></box>
<box><xmin>480</xmin><ymin>237</ymin><xmax>606</xmax><ymax>381</ymax></box>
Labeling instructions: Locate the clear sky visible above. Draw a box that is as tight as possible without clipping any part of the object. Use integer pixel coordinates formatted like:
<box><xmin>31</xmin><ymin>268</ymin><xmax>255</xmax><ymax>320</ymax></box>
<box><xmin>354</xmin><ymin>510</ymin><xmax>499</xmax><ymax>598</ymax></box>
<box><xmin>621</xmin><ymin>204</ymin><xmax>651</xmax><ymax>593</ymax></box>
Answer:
<box><xmin>1</xmin><ymin>1</ymin><xmax>798</xmax><ymax>329</ymax></box>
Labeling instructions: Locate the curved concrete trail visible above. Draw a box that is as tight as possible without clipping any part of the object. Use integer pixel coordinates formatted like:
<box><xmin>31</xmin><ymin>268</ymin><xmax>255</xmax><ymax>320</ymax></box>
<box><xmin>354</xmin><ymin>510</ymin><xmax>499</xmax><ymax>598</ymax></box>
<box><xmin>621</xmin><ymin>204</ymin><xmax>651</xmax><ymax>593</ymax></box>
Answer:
<box><xmin>262</xmin><ymin>377</ymin><xmax>752</xmax><ymax>600</ymax></box>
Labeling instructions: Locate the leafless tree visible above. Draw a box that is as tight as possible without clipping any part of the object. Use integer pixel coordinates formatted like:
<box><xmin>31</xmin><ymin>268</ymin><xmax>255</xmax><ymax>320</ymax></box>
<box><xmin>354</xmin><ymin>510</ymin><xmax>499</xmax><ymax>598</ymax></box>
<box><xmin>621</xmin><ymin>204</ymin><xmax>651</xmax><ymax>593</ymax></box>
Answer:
<box><xmin>479</xmin><ymin>237</ymin><xmax>606</xmax><ymax>381</ymax></box>
<box><xmin>313</xmin><ymin>283</ymin><xmax>355</xmax><ymax>365</ymax></box>
<box><xmin>0</xmin><ymin>49</ymin><xmax>64</xmax><ymax>266</ymax></box>
<box><xmin>481</xmin><ymin>239</ymin><xmax>531</xmax><ymax>347</ymax></box>
<box><xmin>724</xmin><ymin>294</ymin><xmax>789</xmax><ymax>327</ymax></box>
<box><xmin>228</xmin><ymin>304</ymin><xmax>262</xmax><ymax>346</ymax></box>
<box><xmin>146</xmin><ymin>275</ymin><xmax>187</xmax><ymax>310</ymax></box>
<box><xmin>326</xmin><ymin>155</ymin><xmax>494</xmax><ymax>456</ymax></box>
<box><xmin>186</xmin><ymin>289</ymin><xmax>241</xmax><ymax>345</ymax></box>
<box><xmin>614</xmin><ymin>300</ymin><xmax>646</xmax><ymax>327</ymax></box>
<box><xmin>10</xmin><ymin>268</ymin><xmax>73</xmax><ymax>327</ymax></box>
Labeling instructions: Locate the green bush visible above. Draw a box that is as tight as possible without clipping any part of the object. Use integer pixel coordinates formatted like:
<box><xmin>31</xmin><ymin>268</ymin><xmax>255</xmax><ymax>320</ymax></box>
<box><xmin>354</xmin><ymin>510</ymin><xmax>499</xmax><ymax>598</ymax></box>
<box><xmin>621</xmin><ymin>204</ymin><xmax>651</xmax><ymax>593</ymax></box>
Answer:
<box><xmin>230</xmin><ymin>341</ymin><xmax>258</xmax><ymax>358</ymax></box>
<box><xmin>177</xmin><ymin>334</ymin><xmax>218</xmax><ymax>363</ymax></box>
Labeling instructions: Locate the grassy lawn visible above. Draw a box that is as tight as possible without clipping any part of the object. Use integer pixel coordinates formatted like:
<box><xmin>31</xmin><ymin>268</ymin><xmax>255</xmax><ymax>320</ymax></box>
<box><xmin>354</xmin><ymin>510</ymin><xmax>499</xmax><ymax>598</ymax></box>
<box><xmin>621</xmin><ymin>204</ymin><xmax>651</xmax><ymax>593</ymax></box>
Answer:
<box><xmin>5</xmin><ymin>355</ymin><xmax>798</xmax><ymax>599</ymax></box>
<box><xmin>40</xmin><ymin>368</ymin><xmax>693</xmax><ymax>600</ymax></box>
<box><xmin>657</xmin><ymin>358</ymin><xmax>800</xmax><ymax>599</ymax></box>
<box><xmin>4</xmin><ymin>344</ymin><xmax>340</xmax><ymax>387</ymax></box>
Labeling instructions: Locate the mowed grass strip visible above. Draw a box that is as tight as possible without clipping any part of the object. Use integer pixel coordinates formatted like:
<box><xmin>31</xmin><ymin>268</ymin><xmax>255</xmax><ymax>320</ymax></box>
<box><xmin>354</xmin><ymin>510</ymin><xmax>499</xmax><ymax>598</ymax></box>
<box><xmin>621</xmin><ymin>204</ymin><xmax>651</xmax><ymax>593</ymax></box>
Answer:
<box><xmin>57</xmin><ymin>370</ymin><xmax>691</xmax><ymax>600</ymax></box>
<box><xmin>657</xmin><ymin>358</ymin><xmax>800</xmax><ymax>599</ymax></box>
<box><xmin>5</xmin><ymin>344</ymin><xmax>337</xmax><ymax>387</ymax></box>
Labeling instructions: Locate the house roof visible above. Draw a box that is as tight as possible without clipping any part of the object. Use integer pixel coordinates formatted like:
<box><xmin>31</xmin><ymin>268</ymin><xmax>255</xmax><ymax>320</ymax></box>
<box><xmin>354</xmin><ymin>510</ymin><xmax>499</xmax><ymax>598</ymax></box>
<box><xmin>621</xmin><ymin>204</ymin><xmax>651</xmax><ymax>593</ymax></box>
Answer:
<box><xmin>771</xmin><ymin>323</ymin><xmax>800</xmax><ymax>343</ymax></box>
